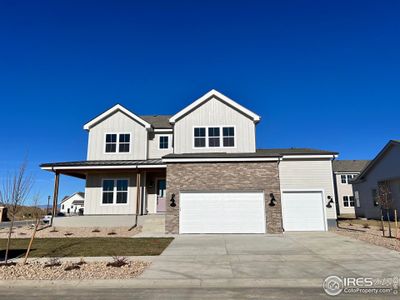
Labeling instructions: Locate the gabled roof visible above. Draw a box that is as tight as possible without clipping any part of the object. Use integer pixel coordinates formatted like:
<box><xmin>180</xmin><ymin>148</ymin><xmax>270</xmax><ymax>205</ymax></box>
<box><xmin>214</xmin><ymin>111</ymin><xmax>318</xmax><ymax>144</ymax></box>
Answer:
<box><xmin>83</xmin><ymin>104</ymin><xmax>152</xmax><ymax>130</ymax></box>
<box><xmin>61</xmin><ymin>192</ymin><xmax>85</xmax><ymax>204</ymax></box>
<box><xmin>353</xmin><ymin>140</ymin><xmax>400</xmax><ymax>183</ymax></box>
<box><xmin>332</xmin><ymin>160</ymin><xmax>370</xmax><ymax>173</ymax></box>
<box><xmin>140</xmin><ymin>115</ymin><xmax>173</xmax><ymax>129</ymax></box>
<box><xmin>169</xmin><ymin>89</ymin><xmax>261</xmax><ymax>124</ymax></box>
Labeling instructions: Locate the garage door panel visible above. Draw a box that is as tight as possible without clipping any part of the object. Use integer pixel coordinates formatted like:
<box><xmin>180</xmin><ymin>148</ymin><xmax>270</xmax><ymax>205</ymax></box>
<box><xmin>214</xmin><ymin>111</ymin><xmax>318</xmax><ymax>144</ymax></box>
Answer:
<box><xmin>180</xmin><ymin>192</ymin><xmax>265</xmax><ymax>234</ymax></box>
<box><xmin>282</xmin><ymin>191</ymin><xmax>326</xmax><ymax>231</ymax></box>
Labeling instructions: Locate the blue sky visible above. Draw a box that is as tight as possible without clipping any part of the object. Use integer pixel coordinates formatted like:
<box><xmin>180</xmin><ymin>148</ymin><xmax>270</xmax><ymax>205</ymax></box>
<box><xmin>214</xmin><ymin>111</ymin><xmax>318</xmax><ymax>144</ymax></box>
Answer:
<box><xmin>0</xmin><ymin>0</ymin><xmax>399</xmax><ymax>204</ymax></box>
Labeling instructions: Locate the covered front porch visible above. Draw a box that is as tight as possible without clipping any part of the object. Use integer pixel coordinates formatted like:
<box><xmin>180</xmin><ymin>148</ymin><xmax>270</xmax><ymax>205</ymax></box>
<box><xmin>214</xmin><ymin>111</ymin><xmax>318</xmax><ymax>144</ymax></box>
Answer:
<box><xmin>40</xmin><ymin>160</ymin><xmax>167</xmax><ymax>229</ymax></box>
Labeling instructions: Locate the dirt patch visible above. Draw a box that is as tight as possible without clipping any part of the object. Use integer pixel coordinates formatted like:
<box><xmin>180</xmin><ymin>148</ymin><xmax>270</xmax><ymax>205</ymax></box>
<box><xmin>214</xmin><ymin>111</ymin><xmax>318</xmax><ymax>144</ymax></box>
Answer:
<box><xmin>0</xmin><ymin>226</ymin><xmax>141</xmax><ymax>239</ymax></box>
<box><xmin>0</xmin><ymin>260</ymin><xmax>150</xmax><ymax>280</ymax></box>
<box><xmin>336</xmin><ymin>223</ymin><xmax>400</xmax><ymax>252</ymax></box>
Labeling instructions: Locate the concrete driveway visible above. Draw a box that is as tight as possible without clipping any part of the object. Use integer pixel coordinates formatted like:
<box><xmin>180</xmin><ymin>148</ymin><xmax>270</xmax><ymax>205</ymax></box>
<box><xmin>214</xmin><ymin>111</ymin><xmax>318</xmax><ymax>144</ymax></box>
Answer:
<box><xmin>141</xmin><ymin>232</ymin><xmax>400</xmax><ymax>286</ymax></box>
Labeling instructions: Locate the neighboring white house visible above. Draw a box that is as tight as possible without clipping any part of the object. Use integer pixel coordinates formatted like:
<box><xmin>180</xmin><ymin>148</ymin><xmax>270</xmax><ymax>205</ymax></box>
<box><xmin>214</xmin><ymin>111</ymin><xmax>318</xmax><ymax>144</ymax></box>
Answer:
<box><xmin>353</xmin><ymin>140</ymin><xmax>400</xmax><ymax>219</ymax></box>
<box><xmin>332</xmin><ymin>160</ymin><xmax>370</xmax><ymax>216</ymax></box>
<box><xmin>41</xmin><ymin>89</ymin><xmax>339</xmax><ymax>233</ymax></box>
<box><xmin>60</xmin><ymin>192</ymin><xmax>85</xmax><ymax>215</ymax></box>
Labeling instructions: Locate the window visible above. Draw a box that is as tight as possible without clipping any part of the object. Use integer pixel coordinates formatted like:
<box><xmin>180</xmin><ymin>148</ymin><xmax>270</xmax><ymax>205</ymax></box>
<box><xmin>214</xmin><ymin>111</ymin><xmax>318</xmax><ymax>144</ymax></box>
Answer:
<box><xmin>105</xmin><ymin>134</ymin><xmax>117</xmax><ymax>153</ymax></box>
<box><xmin>341</xmin><ymin>175</ymin><xmax>347</xmax><ymax>184</ymax></box>
<box><xmin>194</xmin><ymin>128</ymin><xmax>206</xmax><ymax>147</ymax></box>
<box><xmin>119</xmin><ymin>134</ymin><xmax>130</xmax><ymax>153</ymax></box>
<box><xmin>208</xmin><ymin>127</ymin><xmax>220</xmax><ymax>147</ymax></box>
<box><xmin>223</xmin><ymin>127</ymin><xmax>235</xmax><ymax>147</ymax></box>
<box><xmin>349</xmin><ymin>196</ymin><xmax>355</xmax><ymax>207</ymax></box>
<box><xmin>105</xmin><ymin>133</ymin><xmax>130</xmax><ymax>153</ymax></box>
<box><xmin>102</xmin><ymin>180</ymin><xmax>114</xmax><ymax>204</ymax></box>
<box><xmin>343</xmin><ymin>196</ymin><xmax>349</xmax><ymax>207</ymax></box>
<box><xmin>194</xmin><ymin>126</ymin><xmax>235</xmax><ymax>148</ymax></box>
<box><xmin>102</xmin><ymin>179</ymin><xmax>128</xmax><ymax>204</ymax></box>
<box><xmin>159</xmin><ymin>136</ymin><xmax>169</xmax><ymax>149</ymax></box>
<box><xmin>62</xmin><ymin>204</ymin><xmax>64</xmax><ymax>209</ymax></box>
<box><xmin>116</xmin><ymin>180</ymin><xmax>128</xmax><ymax>204</ymax></box>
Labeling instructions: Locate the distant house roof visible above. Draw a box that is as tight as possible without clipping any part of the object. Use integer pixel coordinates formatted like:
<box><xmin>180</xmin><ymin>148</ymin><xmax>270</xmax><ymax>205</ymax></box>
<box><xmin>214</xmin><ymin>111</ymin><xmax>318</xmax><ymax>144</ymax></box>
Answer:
<box><xmin>332</xmin><ymin>160</ymin><xmax>370</xmax><ymax>173</ymax></box>
<box><xmin>163</xmin><ymin>148</ymin><xmax>338</xmax><ymax>159</ymax></box>
<box><xmin>140</xmin><ymin>115</ymin><xmax>173</xmax><ymax>129</ymax></box>
<box><xmin>72</xmin><ymin>200</ymin><xmax>84</xmax><ymax>206</ymax></box>
<box><xmin>353</xmin><ymin>140</ymin><xmax>400</xmax><ymax>183</ymax></box>
<box><xmin>61</xmin><ymin>192</ymin><xmax>85</xmax><ymax>204</ymax></box>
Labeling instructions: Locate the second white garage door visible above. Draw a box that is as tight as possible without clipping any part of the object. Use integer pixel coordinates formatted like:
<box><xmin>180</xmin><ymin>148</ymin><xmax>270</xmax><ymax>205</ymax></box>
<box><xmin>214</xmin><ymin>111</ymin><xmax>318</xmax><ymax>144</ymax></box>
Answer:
<box><xmin>179</xmin><ymin>192</ymin><xmax>265</xmax><ymax>234</ymax></box>
<box><xmin>281</xmin><ymin>191</ymin><xmax>326</xmax><ymax>231</ymax></box>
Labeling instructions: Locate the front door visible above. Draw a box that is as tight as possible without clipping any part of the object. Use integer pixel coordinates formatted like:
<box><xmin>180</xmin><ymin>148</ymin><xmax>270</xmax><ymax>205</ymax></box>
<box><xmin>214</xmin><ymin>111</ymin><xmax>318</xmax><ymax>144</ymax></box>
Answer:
<box><xmin>156</xmin><ymin>179</ymin><xmax>166</xmax><ymax>213</ymax></box>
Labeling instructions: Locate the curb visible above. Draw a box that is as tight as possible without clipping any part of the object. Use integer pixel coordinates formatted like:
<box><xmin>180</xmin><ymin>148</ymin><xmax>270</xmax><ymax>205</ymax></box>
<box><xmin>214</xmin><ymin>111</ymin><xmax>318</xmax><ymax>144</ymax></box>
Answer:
<box><xmin>0</xmin><ymin>278</ymin><xmax>323</xmax><ymax>289</ymax></box>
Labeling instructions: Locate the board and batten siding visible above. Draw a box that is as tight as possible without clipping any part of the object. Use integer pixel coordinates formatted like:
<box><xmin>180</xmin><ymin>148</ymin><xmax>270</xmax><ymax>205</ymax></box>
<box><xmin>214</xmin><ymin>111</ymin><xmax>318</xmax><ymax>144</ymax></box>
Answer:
<box><xmin>84</xmin><ymin>172</ymin><xmax>138</xmax><ymax>215</ymax></box>
<box><xmin>173</xmin><ymin>97</ymin><xmax>256</xmax><ymax>154</ymax></box>
<box><xmin>87</xmin><ymin>110</ymin><xmax>148</xmax><ymax>160</ymax></box>
<box><xmin>148</xmin><ymin>133</ymin><xmax>173</xmax><ymax>159</ymax></box>
<box><xmin>335</xmin><ymin>173</ymin><xmax>357</xmax><ymax>215</ymax></box>
<box><xmin>279</xmin><ymin>159</ymin><xmax>337</xmax><ymax>220</ymax></box>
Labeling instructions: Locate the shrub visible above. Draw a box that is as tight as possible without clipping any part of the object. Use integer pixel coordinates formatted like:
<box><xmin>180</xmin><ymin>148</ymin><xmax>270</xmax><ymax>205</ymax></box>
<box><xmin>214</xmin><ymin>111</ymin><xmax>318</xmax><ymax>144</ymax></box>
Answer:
<box><xmin>50</xmin><ymin>227</ymin><xmax>58</xmax><ymax>233</ymax></box>
<box><xmin>77</xmin><ymin>258</ymin><xmax>87</xmax><ymax>266</ymax></box>
<box><xmin>363</xmin><ymin>223</ymin><xmax>370</xmax><ymax>229</ymax></box>
<box><xmin>107</xmin><ymin>229</ymin><xmax>117</xmax><ymax>236</ymax></box>
<box><xmin>19</xmin><ymin>232</ymin><xmax>27</xmax><ymax>236</ymax></box>
<box><xmin>92</xmin><ymin>228</ymin><xmax>101</xmax><ymax>233</ymax></box>
<box><xmin>348</xmin><ymin>223</ymin><xmax>353</xmax><ymax>226</ymax></box>
<box><xmin>106</xmin><ymin>256</ymin><xmax>128</xmax><ymax>268</ymax></box>
<box><xmin>64</xmin><ymin>264</ymin><xmax>80</xmax><ymax>271</ymax></box>
<box><xmin>64</xmin><ymin>232</ymin><xmax>73</xmax><ymax>236</ymax></box>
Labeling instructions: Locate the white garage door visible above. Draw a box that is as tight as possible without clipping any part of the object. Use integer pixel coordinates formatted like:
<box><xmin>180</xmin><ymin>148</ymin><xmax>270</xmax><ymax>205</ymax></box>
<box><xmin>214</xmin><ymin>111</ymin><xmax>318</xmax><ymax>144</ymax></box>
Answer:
<box><xmin>282</xmin><ymin>191</ymin><xmax>326</xmax><ymax>231</ymax></box>
<box><xmin>179</xmin><ymin>192</ymin><xmax>265</xmax><ymax>234</ymax></box>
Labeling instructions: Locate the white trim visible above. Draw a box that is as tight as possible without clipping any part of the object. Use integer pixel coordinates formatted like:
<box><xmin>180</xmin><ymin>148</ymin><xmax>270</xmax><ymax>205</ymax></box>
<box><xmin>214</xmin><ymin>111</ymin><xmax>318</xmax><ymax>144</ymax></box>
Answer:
<box><xmin>281</xmin><ymin>189</ymin><xmax>328</xmax><ymax>231</ymax></box>
<box><xmin>162</xmin><ymin>157</ymin><xmax>278</xmax><ymax>163</ymax></box>
<box><xmin>154</xmin><ymin>129</ymin><xmax>173</xmax><ymax>133</ymax></box>
<box><xmin>100</xmin><ymin>178</ymin><xmax>130</xmax><ymax>206</ymax></box>
<box><xmin>84</xmin><ymin>104</ymin><xmax>151</xmax><ymax>130</ymax></box>
<box><xmin>41</xmin><ymin>164</ymin><xmax>166</xmax><ymax>171</ymax></box>
<box><xmin>158</xmin><ymin>135</ymin><xmax>171</xmax><ymax>150</ymax></box>
<box><xmin>169</xmin><ymin>89</ymin><xmax>261</xmax><ymax>124</ymax></box>
<box><xmin>281</xmin><ymin>155</ymin><xmax>337</xmax><ymax>160</ymax></box>
<box><xmin>103</xmin><ymin>132</ymin><xmax>132</xmax><ymax>154</ymax></box>
<box><xmin>192</xmin><ymin>125</ymin><xmax>237</xmax><ymax>149</ymax></box>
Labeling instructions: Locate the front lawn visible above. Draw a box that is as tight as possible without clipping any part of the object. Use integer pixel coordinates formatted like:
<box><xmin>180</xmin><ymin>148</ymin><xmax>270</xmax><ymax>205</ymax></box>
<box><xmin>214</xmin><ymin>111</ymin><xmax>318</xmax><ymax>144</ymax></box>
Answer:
<box><xmin>0</xmin><ymin>237</ymin><xmax>173</xmax><ymax>259</ymax></box>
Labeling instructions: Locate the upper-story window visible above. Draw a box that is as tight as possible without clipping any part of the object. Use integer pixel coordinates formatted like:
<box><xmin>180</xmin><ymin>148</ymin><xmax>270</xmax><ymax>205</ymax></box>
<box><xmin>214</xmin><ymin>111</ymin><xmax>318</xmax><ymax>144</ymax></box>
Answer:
<box><xmin>159</xmin><ymin>136</ymin><xmax>169</xmax><ymax>149</ymax></box>
<box><xmin>105</xmin><ymin>133</ymin><xmax>131</xmax><ymax>153</ymax></box>
<box><xmin>194</xmin><ymin>126</ymin><xmax>235</xmax><ymax>148</ymax></box>
<box><xmin>341</xmin><ymin>174</ymin><xmax>356</xmax><ymax>184</ymax></box>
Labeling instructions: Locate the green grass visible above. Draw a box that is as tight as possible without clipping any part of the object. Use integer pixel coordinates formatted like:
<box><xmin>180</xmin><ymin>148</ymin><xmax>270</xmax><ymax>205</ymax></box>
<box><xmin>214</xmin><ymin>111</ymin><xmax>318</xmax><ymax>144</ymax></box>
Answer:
<box><xmin>0</xmin><ymin>238</ymin><xmax>173</xmax><ymax>258</ymax></box>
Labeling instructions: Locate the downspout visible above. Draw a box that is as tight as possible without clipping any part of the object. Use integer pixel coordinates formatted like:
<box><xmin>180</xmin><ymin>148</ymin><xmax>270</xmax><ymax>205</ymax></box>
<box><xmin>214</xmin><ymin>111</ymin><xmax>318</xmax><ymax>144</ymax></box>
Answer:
<box><xmin>129</xmin><ymin>166</ymin><xmax>141</xmax><ymax>231</ymax></box>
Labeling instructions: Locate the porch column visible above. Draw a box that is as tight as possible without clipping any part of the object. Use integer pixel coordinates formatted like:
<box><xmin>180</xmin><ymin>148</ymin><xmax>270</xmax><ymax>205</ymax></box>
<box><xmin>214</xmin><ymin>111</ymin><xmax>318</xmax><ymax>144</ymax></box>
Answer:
<box><xmin>50</xmin><ymin>172</ymin><xmax>60</xmax><ymax>226</ymax></box>
<box><xmin>135</xmin><ymin>171</ymin><xmax>142</xmax><ymax>226</ymax></box>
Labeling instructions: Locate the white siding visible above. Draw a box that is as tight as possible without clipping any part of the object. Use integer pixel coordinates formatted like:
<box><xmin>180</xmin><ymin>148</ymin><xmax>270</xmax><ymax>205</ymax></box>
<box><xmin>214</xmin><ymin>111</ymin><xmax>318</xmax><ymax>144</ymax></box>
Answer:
<box><xmin>335</xmin><ymin>173</ymin><xmax>357</xmax><ymax>215</ymax></box>
<box><xmin>148</xmin><ymin>133</ymin><xmax>173</xmax><ymax>159</ymax></box>
<box><xmin>87</xmin><ymin>111</ymin><xmax>148</xmax><ymax>160</ymax></box>
<box><xmin>173</xmin><ymin>97</ymin><xmax>256</xmax><ymax>154</ymax></box>
<box><xmin>279</xmin><ymin>159</ymin><xmax>337</xmax><ymax>220</ymax></box>
<box><xmin>84</xmin><ymin>172</ymin><xmax>138</xmax><ymax>215</ymax></box>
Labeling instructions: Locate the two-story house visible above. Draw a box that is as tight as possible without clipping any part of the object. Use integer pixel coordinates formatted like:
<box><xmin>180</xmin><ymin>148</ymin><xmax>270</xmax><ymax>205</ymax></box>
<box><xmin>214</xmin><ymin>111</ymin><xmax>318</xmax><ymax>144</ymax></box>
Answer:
<box><xmin>332</xmin><ymin>160</ymin><xmax>370</xmax><ymax>217</ymax></box>
<box><xmin>41</xmin><ymin>90</ymin><xmax>338</xmax><ymax>233</ymax></box>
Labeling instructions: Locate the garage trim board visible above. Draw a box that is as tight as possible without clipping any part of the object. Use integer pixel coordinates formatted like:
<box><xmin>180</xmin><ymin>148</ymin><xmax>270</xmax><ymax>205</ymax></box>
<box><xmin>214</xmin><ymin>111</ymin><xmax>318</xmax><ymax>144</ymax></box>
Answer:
<box><xmin>179</xmin><ymin>191</ymin><xmax>266</xmax><ymax>234</ymax></box>
<box><xmin>281</xmin><ymin>189</ymin><xmax>328</xmax><ymax>232</ymax></box>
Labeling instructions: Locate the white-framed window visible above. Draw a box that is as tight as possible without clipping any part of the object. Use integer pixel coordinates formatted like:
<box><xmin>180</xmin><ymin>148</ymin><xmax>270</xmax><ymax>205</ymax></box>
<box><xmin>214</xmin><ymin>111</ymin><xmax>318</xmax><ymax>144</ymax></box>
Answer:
<box><xmin>105</xmin><ymin>133</ymin><xmax>131</xmax><ymax>153</ymax></box>
<box><xmin>343</xmin><ymin>196</ymin><xmax>355</xmax><ymax>207</ymax></box>
<box><xmin>193</xmin><ymin>126</ymin><xmax>235</xmax><ymax>148</ymax></box>
<box><xmin>102</xmin><ymin>179</ymin><xmax>128</xmax><ymax>204</ymax></box>
<box><xmin>340</xmin><ymin>174</ymin><xmax>356</xmax><ymax>184</ymax></box>
<box><xmin>194</xmin><ymin>128</ymin><xmax>206</xmax><ymax>148</ymax></box>
<box><xmin>159</xmin><ymin>136</ymin><xmax>169</xmax><ymax>149</ymax></box>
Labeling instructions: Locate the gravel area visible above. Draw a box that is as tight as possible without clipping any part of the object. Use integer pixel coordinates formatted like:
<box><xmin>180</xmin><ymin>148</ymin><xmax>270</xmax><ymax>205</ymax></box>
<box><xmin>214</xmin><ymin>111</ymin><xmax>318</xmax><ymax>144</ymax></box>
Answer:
<box><xmin>0</xmin><ymin>225</ymin><xmax>142</xmax><ymax>238</ymax></box>
<box><xmin>0</xmin><ymin>259</ymin><xmax>151</xmax><ymax>280</ymax></box>
<box><xmin>336</xmin><ymin>223</ymin><xmax>400</xmax><ymax>252</ymax></box>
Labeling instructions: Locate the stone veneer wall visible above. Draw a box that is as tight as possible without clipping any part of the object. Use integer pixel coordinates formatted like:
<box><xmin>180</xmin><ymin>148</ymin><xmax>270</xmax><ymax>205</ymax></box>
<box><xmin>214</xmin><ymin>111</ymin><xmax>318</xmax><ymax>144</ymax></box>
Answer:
<box><xmin>165</xmin><ymin>162</ymin><xmax>282</xmax><ymax>234</ymax></box>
